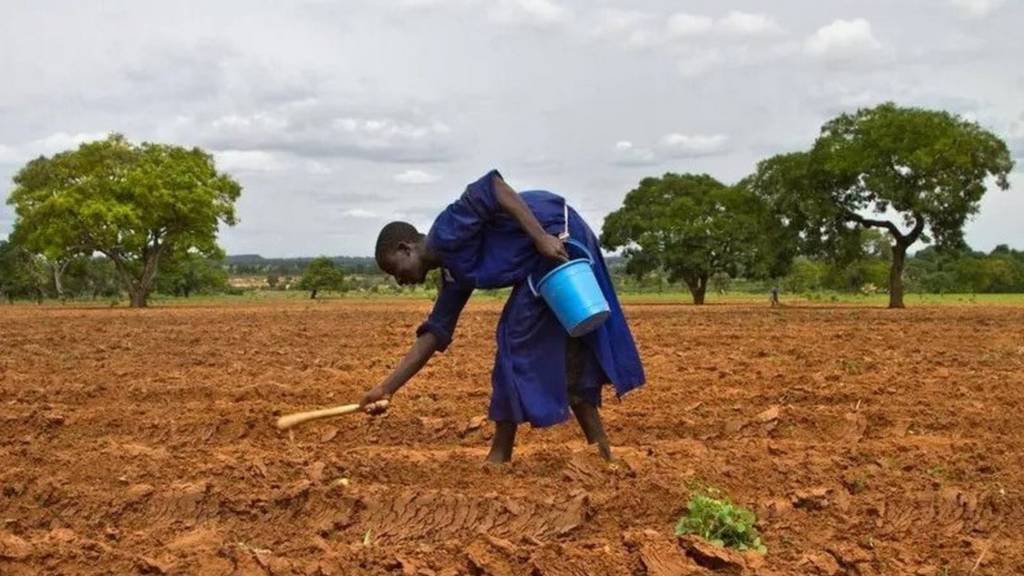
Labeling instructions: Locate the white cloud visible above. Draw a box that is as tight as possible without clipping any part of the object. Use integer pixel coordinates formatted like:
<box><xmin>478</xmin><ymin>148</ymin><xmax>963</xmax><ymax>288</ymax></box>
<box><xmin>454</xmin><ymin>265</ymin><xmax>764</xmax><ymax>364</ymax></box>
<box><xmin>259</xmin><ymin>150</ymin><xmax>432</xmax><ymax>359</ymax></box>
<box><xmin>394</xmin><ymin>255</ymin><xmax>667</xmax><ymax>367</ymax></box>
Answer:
<box><xmin>304</xmin><ymin>160</ymin><xmax>333</xmax><ymax>175</ymax></box>
<box><xmin>214</xmin><ymin>150</ymin><xmax>285</xmax><ymax>173</ymax></box>
<box><xmin>395</xmin><ymin>0</ymin><xmax>568</xmax><ymax>27</ymax></box>
<box><xmin>805</xmin><ymin>18</ymin><xmax>882</xmax><ymax>61</ymax></box>
<box><xmin>202</xmin><ymin>106</ymin><xmax>455</xmax><ymax>163</ymax></box>
<box><xmin>0</xmin><ymin>131</ymin><xmax>110</xmax><ymax>165</ymax></box>
<box><xmin>612</xmin><ymin>133</ymin><xmax>729</xmax><ymax>166</ymax></box>
<box><xmin>594</xmin><ymin>9</ymin><xmax>778</xmax><ymax>50</ymax></box>
<box><xmin>490</xmin><ymin>0</ymin><xmax>568</xmax><ymax>26</ymax></box>
<box><xmin>590</xmin><ymin>9</ymin><xmax>660</xmax><ymax>49</ymax></box>
<box><xmin>398</xmin><ymin>0</ymin><xmax>458</xmax><ymax>7</ymax></box>
<box><xmin>719</xmin><ymin>11</ymin><xmax>783</xmax><ymax>36</ymax></box>
<box><xmin>666</xmin><ymin>12</ymin><xmax>713</xmax><ymax>38</ymax></box>
<box><xmin>658</xmin><ymin>133</ymin><xmax>729</xmax><ymax>157</ymax></box>
<box><xmin>340</xmin><ymin>208</ymin><xmax>378</xmax><ymax>219</ymax></box>
<box><xmin>1008</xmin><ymin>113</ymin><xmax>1024</xmax><ymax>160</ymax></box>
<box><xmin>611</xmin><ymin>141</ymin><xmax>658</xmax><ymax>166</ymax></box>
<box><xmin>31</xmin><ymin>132</ymin><xmax>110</xmax><ymax>157</ymax></box>
<box><xmin>666</xmin><ymin>11</ymin><xmax>780</xmax><ymax>40</ymax></box>
<box><xmin>0</xmin><ymin>145</ymin><xmax>19</xmax><ymax>164</ymax></box>
<box><xmin>394</xmin><ymin>169</ymin><xmax>441</xmax><ymax>184</ymax></box>
<box><xmin>949</xmin><ymin>0</ymin><xmax>1006</xmax><ymax>18</ymax></box>
<box><xmin>677</xmin><ymin>49</ymin><xmax>724</xmax><ymax>78</ymax></box>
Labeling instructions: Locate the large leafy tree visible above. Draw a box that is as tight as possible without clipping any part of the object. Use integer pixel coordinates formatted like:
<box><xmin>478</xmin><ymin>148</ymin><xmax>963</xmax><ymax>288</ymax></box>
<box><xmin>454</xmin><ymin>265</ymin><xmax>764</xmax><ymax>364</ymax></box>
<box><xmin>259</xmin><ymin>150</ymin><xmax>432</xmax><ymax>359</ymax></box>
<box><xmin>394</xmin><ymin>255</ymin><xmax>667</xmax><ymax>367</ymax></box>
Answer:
<box><xmin>749</xmin><ymin>103</ymin><xmax>1013</xmax><ymax>308</ymax></box>
<box><xmin>6</xmin><ymin>134</ymin><xmax>241</xmax><ymax>307</ymax></box>
<box><xmin>601</xmin><ymin>173</ymin><xmax>791</xmax><ymax>304</ymax></box>
<box><xmin>298</xmin><ymin>256</ymin><xmax>346</xmax><ymax>299</ymax></box>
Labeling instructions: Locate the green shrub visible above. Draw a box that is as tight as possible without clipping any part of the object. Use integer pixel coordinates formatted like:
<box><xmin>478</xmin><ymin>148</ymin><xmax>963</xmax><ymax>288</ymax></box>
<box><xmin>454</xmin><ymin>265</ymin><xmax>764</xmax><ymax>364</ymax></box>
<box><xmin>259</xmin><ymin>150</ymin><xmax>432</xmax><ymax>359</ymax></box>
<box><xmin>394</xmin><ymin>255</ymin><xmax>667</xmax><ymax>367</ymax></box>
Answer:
<box><xmin>675</xmin><ymin>489</ymin><xmax>767</xmax><ymax>554</ymax></box>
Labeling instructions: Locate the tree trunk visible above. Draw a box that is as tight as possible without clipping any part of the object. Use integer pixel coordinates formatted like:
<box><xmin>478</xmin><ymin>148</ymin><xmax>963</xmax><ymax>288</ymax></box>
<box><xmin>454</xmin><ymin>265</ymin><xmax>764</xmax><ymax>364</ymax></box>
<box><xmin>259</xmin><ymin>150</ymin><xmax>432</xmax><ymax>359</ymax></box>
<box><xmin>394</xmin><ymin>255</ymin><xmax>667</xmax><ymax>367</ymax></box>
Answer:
<box><xmin>888</xmin><ymin>243</ymin><xmax>907</xmax><ymax>309</ymax></box>
<box><xmin>130</xmin><ymin>289</ymin><xmax>148</xmax><ymax>308</ymax></box>
<box><xmin>53</xmin><ymin>264</ymin><xmax>65</xmax><ymax>300</ymax></box>
<box><xmin>120</xmin><ymin>257</ymin><xmax>161</xmax><ymax>308</ymax></box>
<box><xmin>685</xmin><ymin>276</ymin><xmax>708</xmax><ymax>305</ymax></box>
<box><xmin>847</xmin><ymin>212</ymin><xmax>924</xmax><ymax>309</ymax></box>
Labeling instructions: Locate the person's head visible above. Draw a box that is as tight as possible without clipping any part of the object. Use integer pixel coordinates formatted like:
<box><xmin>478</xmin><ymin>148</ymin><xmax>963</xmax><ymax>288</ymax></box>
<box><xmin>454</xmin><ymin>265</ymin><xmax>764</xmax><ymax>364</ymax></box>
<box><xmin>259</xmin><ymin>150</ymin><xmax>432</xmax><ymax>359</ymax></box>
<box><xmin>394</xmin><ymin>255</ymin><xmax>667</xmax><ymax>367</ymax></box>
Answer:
<box><xmin>375</xmin><ymin>221</ymin><xmax>432</xmax><ymax>285</ymax></box>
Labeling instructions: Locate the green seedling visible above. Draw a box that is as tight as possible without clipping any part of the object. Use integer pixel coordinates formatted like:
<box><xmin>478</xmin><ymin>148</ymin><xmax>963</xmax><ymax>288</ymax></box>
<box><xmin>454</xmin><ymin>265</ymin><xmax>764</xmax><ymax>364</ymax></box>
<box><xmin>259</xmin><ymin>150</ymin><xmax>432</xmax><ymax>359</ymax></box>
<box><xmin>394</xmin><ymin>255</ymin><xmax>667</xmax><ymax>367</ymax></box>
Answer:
<box><xmin>675</xmin><ymin>488</ymin><xmax>767</xmax><ymax>554</ymax></box>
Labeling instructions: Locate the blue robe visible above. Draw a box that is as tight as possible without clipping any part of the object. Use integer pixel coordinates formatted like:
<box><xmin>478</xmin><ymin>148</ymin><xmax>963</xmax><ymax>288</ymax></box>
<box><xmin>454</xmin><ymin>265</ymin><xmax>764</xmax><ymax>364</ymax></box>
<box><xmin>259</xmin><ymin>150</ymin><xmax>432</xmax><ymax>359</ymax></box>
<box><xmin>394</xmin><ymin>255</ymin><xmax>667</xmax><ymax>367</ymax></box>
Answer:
<box><xmin>418</xmin><ymin>170</ymin><xmax>645</xmax><ymax>427</ymax></box>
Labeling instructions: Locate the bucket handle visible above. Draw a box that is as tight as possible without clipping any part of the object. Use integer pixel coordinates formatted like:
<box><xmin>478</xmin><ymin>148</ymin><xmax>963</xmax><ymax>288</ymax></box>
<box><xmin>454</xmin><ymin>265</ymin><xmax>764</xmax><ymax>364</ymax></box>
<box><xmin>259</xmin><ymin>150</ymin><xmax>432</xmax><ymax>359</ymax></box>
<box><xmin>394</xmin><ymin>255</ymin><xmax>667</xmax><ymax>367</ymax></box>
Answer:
<box><xmin>527</xmin><ymin>238</ymin><xmax>595</xmax><ymax>297</ymax></box>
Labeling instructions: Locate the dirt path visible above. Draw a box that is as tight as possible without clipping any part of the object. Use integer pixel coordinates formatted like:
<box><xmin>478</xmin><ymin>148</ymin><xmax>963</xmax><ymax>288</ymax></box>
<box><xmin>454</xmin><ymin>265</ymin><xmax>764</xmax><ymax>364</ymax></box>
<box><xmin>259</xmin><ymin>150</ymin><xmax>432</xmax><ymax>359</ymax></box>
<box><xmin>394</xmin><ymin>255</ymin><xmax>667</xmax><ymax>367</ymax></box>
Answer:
<box><xmin>2</xmin><ymin>300</ymin><xmax>1023</xmax><ymax>575</ymax></box>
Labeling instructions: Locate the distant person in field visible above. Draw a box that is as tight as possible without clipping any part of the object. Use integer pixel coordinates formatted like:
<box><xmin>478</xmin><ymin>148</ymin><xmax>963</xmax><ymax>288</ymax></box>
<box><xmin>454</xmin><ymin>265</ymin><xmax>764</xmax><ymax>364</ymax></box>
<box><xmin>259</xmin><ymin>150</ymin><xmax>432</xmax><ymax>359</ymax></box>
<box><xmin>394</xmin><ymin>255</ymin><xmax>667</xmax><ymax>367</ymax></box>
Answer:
<box><xmin>770</xmin><ymin>286</ymin><xmax>780</xmax><ymax>307</ymax></box>
<box><xmin>362</xmin><ymin>170</ymin><xmax>645</xmax><ymax>463</ymax></box>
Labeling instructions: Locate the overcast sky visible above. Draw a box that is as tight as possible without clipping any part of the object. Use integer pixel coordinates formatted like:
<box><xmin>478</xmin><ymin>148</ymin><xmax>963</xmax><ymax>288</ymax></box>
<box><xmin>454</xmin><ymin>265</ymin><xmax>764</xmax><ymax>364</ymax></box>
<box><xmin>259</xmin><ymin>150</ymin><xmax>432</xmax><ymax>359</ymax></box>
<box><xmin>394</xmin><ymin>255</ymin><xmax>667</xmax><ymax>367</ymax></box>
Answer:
<box><xmin>1</xmin><ymin>0</ymin><xmax>1021</xmax><ymax>257</ymax></box>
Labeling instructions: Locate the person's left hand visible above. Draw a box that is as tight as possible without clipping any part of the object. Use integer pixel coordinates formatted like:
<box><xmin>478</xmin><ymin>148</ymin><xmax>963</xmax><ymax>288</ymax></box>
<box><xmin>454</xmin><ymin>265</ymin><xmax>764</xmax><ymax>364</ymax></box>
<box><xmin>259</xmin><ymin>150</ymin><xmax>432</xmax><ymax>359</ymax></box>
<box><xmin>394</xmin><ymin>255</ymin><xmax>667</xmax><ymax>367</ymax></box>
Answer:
<box><xmin>360</xmin><ymin>385</ymin><xmax>391</xmax><ymax>415</ymax></box>
<box><xmin>535</xmin><ymin>234</ymin><xmax>569</xmax><ymax>262</ymax></box>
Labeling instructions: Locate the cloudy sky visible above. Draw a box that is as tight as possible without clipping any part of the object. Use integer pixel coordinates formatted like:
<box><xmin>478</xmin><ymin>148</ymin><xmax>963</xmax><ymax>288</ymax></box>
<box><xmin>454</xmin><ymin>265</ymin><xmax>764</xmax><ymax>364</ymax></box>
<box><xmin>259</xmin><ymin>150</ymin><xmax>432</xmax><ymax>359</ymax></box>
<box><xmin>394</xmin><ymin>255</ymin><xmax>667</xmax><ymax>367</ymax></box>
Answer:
<box><xmin>1</xmin><ymin>0</ymin><xmax>1021</xmax><ymax>257</ymax></box>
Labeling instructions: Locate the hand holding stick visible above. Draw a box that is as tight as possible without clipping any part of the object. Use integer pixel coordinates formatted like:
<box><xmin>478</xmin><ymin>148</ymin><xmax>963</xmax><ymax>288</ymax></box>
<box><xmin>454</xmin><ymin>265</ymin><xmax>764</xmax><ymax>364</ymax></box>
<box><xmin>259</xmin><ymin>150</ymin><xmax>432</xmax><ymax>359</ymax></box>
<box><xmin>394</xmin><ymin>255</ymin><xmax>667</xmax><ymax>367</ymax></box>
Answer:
<box><xmin>276</xmin><ymin>399</ymin><xmax>389</xmax><ymax>430</ymax></box>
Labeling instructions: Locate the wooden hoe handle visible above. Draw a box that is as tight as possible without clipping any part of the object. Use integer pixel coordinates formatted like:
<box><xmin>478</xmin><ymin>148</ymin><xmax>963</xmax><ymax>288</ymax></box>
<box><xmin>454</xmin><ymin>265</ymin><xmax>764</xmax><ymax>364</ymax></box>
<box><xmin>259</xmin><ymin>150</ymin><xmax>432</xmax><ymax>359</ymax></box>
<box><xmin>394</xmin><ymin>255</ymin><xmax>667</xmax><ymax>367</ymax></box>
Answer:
<box><xmin>276</xmin><ymin>400</ymin><xmax>388</xmax><ymax>430</ymax></box>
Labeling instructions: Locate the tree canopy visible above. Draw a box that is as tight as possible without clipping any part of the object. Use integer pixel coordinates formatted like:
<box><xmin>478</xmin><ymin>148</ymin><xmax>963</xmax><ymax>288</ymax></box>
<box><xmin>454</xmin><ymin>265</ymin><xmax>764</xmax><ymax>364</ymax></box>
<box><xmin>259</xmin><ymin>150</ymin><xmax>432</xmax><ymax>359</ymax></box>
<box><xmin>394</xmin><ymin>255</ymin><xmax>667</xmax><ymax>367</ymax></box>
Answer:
<box><xmin>0</xmin><ymin>240</ymin><xmax>44</xmax><ymax>302</ymax></box>
<box><xmin>748</xmin><ymin>102</ymin><xmax>1013</xmax><ymax>308</ymax></box>
<box><xmin>298</xmin><ymin>256</ymin><xmax>346</xmax><ymax>299</ymax></box>
<box><xmin>601</xmin><ymin>173</ymin><xmax>791</xmax><ymax>304</ymax></box>
<box><xmin>156</xmin><ymin>248</ymin><xmax>229</xmax><ymax>298</ymax></box>
<box><xmin>6</xmin><ymin>134</ymin><xmax>241</xmax><ymax>307</ymax></box>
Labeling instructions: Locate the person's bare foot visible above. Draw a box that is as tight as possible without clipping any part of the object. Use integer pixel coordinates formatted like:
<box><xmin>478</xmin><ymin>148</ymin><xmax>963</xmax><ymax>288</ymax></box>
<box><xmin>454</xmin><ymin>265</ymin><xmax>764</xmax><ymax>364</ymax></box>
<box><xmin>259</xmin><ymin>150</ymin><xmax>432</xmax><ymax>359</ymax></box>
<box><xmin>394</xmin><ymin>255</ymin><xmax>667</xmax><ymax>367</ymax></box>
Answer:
<box><xmin>571</xmin><ymin>400</ymin><xmax>612</xmax><ymax>461</ymax></box>
<box><xmin>486</xmin><ymin>421</ymin><xmax>517</xmax><ymax>464</ymax></box>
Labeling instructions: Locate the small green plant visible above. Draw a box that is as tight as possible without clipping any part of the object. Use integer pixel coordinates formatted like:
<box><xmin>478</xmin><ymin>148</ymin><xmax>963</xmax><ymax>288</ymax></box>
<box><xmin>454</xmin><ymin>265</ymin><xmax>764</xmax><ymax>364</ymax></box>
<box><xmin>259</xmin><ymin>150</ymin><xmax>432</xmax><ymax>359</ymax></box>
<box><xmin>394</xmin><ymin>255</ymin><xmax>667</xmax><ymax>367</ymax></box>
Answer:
<box><xmin>927</xmin><ymin>465</ymin><xmax>949</xmax><ymax>481</ymax></box>
<box><xmin>841</xmin><ymin>358</ymin><xmax>864</xmax><ymax>375</ymax></box>
<box><xmin>675</xmin><ymin>488</ymin><xmax>767</xmax><ymax>554</ymax></box>
<box><xmin>846</xmin><ymin>476</ymin><xmax>868</xmax><ymax>494</ymax></box>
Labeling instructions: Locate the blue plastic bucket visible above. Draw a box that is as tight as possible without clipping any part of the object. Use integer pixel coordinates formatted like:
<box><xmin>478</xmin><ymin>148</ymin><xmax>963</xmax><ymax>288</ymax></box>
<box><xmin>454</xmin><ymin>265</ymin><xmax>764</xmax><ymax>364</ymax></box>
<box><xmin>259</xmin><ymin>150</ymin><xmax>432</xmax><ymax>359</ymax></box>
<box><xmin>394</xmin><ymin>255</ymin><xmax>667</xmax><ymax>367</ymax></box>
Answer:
<box><xmin>528</xmin><ymin>239</ymin><xmax>611</xmax><ymax>337</ymax></box>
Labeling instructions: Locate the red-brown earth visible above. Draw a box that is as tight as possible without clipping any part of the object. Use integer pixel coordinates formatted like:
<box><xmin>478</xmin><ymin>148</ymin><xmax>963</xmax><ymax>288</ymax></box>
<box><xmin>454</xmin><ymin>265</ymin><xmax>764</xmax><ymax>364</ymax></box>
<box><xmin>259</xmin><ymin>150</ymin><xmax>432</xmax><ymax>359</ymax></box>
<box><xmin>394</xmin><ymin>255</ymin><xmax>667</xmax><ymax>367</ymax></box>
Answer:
<box><xmin>2</xmin><ymin>299</ymin><xmax>1023</xmax><ymax>575</ymax></box>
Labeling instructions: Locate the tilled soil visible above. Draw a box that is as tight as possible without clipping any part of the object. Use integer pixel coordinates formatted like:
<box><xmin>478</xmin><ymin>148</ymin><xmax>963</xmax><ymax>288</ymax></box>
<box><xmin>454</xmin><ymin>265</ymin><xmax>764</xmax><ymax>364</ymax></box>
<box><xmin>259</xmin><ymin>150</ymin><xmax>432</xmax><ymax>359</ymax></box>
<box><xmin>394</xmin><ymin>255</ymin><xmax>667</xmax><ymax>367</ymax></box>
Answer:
<box><xmin>2</xmin><ymin>299</ymin><xmax>1023</xmax><ymax>575</ymax></box>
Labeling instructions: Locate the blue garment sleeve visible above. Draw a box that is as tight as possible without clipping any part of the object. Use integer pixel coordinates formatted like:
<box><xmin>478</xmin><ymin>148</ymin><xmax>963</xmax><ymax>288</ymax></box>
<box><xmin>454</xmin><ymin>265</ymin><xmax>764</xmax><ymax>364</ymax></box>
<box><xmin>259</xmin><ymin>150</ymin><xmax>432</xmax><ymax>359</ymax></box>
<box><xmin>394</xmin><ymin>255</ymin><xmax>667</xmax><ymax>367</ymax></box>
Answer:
<box><xmin>416</xmin><ymin>281</ymin><xmax>473</xmax><ymax>352</ymax></box>
<box><xmin>461</xmin><ymin>169</ymin><xmax>502</xmax><ymax>219</ymax></box>
<box><xmin>427</xmin><ymin>169</ymin><xmax>503</xmax><ymax>252</ymax></box>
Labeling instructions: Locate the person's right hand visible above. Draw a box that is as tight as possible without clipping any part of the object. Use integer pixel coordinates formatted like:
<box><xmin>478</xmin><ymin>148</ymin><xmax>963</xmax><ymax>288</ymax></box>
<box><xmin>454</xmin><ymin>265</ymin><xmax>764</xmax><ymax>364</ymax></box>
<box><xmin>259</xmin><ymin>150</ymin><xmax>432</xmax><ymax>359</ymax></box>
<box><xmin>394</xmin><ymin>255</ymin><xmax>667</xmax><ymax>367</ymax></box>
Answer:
<box><xmin>360</xmin><ymin>385</ymin><xmax>391</xmax><ymax>415</ymax></box>
<box><xmin>535</xmin><ymin>233</ymin><xmax>569</xmax><ymax>262</ymax></box>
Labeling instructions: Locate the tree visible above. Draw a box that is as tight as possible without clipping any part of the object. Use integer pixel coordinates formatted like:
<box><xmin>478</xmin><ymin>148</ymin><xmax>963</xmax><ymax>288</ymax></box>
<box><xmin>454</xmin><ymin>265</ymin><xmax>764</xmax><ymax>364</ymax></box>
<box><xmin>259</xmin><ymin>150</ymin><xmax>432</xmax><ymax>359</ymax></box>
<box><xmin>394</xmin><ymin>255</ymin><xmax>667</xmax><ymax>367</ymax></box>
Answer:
<box><xmin>783</xmin><ymin>258</ymin><xmax>827</xmax><ymax>293</ymax></box>
<box><xmin>0</xmin><ymin>239</ymin><xmax>43</xmax><ymax>302</ymax></box>
<box><xmin>298</xmin><ymin>257</ymin><xmax>345</xmax><ymax>299</ymax></box>
<box><xmin>601</xmin><ymin>173</ymin><xmax>791</xmax><ymax>305</ymax></box>
<box><xmin>749</xmin><ymin>103</ymin><xmax>1013</xmax><ymax>308</ymax></box>
<box><xmin>69</xmin><ymin>256</ymin><xmax>122</xmax><ymax>300</ymax></box>
<box><xmin>156</xmin><ymin>248</ymin><xmax>229</xmax><ymax>297</ymax></box>
<box><xmin>6</xmin><ymin>134</ymin><xmax>241</xmax><ymax>307</ymax></box>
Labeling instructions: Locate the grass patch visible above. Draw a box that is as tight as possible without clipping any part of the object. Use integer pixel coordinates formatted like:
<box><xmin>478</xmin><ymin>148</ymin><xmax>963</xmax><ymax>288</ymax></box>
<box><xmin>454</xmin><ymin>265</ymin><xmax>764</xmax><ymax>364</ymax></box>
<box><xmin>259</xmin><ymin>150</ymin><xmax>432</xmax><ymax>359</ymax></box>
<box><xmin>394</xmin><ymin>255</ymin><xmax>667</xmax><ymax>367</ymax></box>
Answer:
<box><xmin>675</xmin><ymin>488</ymin><xmax>767</xmax><ymax>554</ymax></box>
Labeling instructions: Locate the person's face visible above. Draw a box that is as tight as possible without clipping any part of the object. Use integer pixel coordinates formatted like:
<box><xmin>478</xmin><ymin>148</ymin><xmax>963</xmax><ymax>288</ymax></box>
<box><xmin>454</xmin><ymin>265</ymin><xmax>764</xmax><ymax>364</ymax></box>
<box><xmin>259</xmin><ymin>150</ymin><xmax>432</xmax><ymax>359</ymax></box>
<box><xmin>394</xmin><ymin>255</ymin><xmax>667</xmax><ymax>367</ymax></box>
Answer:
<box><xmin>383</xmin><ymin>242</ymin><xmax>429</xmax><ymax>285</ymax></box>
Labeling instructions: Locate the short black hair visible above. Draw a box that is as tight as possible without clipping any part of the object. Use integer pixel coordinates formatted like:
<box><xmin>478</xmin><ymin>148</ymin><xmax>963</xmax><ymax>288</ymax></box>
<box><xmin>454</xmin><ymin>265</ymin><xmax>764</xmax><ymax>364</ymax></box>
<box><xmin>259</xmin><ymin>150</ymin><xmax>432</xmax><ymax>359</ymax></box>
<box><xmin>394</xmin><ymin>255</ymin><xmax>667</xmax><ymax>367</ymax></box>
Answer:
<box><xmin>375</xmin><ymin>221</ymin><xmax>422</xmax><ymax>270</ymax></box>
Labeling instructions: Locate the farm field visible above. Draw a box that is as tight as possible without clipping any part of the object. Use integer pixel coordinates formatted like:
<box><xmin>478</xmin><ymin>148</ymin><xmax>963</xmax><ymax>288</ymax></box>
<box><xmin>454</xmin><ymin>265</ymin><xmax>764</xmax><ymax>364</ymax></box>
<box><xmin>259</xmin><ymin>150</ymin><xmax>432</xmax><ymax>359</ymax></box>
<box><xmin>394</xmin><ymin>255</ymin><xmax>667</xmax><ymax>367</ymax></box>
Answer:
<box><xmin>2</xmin><ymin>299</ymin><xmax>1023</xmax><ymax>575</ymax></box>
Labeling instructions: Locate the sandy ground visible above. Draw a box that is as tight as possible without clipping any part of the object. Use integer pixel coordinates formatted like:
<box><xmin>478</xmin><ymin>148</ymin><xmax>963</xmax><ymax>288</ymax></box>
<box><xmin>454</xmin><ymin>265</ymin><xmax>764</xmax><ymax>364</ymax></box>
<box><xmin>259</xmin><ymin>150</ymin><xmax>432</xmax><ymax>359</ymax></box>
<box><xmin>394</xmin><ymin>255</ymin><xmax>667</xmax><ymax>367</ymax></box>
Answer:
<box><xmin>2</xmin><ymin>299</ymin><xmax>1023</xmax><ymax>575</ymax></box>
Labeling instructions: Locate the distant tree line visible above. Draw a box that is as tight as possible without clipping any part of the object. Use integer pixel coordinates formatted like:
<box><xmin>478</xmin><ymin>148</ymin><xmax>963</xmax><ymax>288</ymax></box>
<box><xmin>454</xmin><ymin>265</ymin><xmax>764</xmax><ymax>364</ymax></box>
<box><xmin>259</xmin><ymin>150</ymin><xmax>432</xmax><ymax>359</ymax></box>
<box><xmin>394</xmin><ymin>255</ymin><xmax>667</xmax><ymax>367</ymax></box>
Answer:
<box><xmin>225</xmin><ymin>255</ymin><xmax>378</xmax><ymax>276</ymax></box>
<box><xmin>604</xmin><ymin>239</ymin><xmax>1024</xmax><ymax>297</ymax></box>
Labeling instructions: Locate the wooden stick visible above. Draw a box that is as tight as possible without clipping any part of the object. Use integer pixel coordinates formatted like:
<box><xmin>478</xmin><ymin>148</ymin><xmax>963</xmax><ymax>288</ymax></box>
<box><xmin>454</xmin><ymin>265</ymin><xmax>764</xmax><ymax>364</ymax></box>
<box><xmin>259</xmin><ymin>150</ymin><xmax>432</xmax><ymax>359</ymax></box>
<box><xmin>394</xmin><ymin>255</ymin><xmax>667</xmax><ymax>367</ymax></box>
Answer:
<box><xmin>276</xmin><ymin>400</ymin><xmax>388</xmax><ymax>430</ymax></box>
